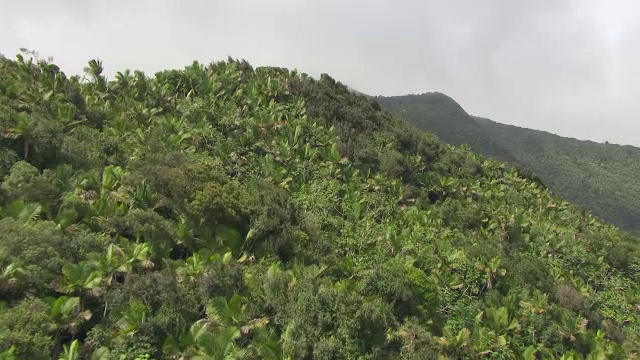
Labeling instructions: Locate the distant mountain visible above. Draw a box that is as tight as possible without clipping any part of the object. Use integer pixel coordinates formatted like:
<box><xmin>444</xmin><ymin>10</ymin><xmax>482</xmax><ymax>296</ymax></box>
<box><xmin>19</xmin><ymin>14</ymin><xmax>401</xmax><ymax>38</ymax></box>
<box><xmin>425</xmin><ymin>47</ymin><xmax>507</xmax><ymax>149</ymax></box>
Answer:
<box><xmin>378</xmin><ymin>93</ymin><xmax>640</xmax><ymax>234</ymax></box>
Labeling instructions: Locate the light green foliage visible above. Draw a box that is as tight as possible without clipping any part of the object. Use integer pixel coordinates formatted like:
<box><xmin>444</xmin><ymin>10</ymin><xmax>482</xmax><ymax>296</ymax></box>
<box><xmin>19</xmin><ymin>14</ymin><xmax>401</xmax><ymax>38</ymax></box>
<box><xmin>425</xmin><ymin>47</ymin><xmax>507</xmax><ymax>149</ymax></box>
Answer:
<box><xmin>0</xmin><ymin>51</ymin><xmax>638</xmax><ymax>359</ymax></box>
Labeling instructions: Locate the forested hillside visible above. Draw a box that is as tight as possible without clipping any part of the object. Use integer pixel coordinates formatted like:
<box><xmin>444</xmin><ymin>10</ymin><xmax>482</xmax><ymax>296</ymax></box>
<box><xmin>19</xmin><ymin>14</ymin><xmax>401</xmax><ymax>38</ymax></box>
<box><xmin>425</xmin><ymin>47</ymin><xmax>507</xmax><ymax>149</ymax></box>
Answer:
<box><xmin>378</xmin><ymin>93</ymin><xmax>640</xmax><ymax>234</ymax></box>
<box><xmin>1</xmin><ymin>52</ymin><xmax>640</xmax><ymax>359</ymax></box>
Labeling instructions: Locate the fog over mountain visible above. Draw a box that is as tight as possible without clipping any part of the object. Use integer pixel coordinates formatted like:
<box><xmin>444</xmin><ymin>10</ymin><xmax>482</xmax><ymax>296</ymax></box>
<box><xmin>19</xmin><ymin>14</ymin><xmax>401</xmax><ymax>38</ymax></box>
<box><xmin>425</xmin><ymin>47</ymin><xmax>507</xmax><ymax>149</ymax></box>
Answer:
<box><xmin>2</xmin><ymin>0</ymin><xmax>639</xmax><ymax>145</ymax></box>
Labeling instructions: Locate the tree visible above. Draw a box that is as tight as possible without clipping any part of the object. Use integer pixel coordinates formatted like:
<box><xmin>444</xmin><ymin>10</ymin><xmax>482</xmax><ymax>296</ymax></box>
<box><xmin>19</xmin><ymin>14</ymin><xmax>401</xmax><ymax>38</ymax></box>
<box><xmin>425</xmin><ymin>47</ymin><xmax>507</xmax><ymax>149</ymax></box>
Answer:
<box><xmin>114</xmin><ymin>300</ymin><xmax>147</xmax><ymax>336</ymax></box>
<box><xmin>83</xmin><ymin>59</ymin><xmax>106</xmax><ymax>92</ymax></box>
<box><xmin>58</xmin><ymin>339</ymin><xmax>81</xmax><ymax>360</ymax></box>
<box><xmin>1</xmin><ymin>112</ymin><xmax>35</xmax><ymax>159</ymax></box>
<box><xmin>51</xmin><ymin>296</ymin><xmax>93</xmax><ymax>345</ymax></box>
<box><xmin>184</xmin><ymin>320</ymin><xmax>248</xmax><ymax>360</ymax></box>
<box><xmin>59</xmin><ymin>262</ymin><xmax>103</xmax><ymax>296</ymax></box>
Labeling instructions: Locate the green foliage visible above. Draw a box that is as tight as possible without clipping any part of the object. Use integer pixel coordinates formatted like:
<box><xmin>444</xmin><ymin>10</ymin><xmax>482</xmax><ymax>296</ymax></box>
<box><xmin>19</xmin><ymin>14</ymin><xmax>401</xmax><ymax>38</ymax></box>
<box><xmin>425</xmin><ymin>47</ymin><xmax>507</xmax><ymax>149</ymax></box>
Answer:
<box><xmin>0</xmin><ymin>218</ymin><xmax>67</xmax><ymax>294</ymax></box>
<box><xmin>0</xmin><ymin>297</ymin><xmax>54</xmax><ymax>359</ymax></box>
<box><xmin>378</xmin><ymin>92</ymin><xmax>640</xmax><ymax>235</ymax></box>
<box><xmin>0</xmin><ymin>51</ymin><xmax>638</xmax><ymax>359</ymax></box>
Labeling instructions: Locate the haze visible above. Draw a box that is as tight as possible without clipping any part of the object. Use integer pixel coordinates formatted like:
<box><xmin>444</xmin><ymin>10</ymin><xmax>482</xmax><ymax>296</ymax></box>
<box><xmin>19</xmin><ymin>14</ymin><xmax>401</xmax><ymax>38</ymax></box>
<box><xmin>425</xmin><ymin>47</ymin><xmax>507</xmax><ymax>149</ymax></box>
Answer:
<box><xmin>2</xmin><ymin>0</ymin><xmax>639</xmax><ymax>146</ymax></box>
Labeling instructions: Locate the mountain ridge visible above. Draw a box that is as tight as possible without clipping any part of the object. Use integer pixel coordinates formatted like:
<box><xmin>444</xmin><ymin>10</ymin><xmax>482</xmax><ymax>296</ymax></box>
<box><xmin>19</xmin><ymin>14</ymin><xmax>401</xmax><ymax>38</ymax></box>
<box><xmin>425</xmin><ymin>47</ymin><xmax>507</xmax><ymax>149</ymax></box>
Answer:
<box><xmin>377</xmin><ymin>92</ymin><xmax>640</xmax><ymax>234</ymax></box>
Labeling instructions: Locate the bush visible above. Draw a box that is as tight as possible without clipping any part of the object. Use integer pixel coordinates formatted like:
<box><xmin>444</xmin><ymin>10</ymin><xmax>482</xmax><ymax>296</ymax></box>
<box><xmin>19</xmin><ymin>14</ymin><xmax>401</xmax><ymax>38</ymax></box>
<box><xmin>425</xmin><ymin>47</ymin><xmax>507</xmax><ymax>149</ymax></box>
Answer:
<box><xmin>0</xmin><ymin>218</ymin><xmax>66</xmax><ymax>295</ymax></box>
<box><xmin>555</xmin><ymin>283</ymin><xmax>584</xmax><ymax>311</ymax></box>
<box><xmin>606</xmin><ymin>241</ymin><xmax>639</xmax><ymax>275</ymax></box>
<box><xmin>380</xmin><ymin>150</ymin><xmax>411</xmax><ymax>181</ymax></box>
<box><xmin>503</xmin><ymin>254</ymin><xmax>556</xmax><ymax>294</ymax></box>
<box><xmin>0</xmin><ymin>298</ymin><xmax>54</xmax><ymax>359</ymax></box>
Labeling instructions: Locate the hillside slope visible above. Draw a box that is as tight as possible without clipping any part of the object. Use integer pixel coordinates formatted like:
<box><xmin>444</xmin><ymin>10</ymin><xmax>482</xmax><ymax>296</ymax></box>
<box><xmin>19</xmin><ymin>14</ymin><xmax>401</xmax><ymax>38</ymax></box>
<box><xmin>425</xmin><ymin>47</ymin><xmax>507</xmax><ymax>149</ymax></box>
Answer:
<box><xmin>378</xmin><ymin>93</ymin><xmax>640</xmax><ymax>234</ymax></box>
<box><xmin>1</xmin><ymin>53</ymin><xmax>640</xmax><ymax>359</ymax></box>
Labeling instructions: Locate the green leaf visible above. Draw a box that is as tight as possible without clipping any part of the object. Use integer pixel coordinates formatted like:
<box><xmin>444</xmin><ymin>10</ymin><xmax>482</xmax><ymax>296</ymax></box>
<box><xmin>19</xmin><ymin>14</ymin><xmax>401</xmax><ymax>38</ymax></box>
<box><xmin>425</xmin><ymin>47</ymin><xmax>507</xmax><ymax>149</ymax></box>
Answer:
<box><xmin>59</xmin><ymin>339</ymin><xmax>81</xmax><ymax>360</ymax></box>
<box><xmin>91</xmin><ymin>347</ymin><xmax>111</xmax><ymax>360</ymax></box>
<box><xmin>223</xmin><ymin>252</ymin><xmax>233</xmax><ymax>265</ymax></box>
<box><xmin>0</xmin><ymin>346</ymin><xmax>16</xmax><ymax>360</ymax></box>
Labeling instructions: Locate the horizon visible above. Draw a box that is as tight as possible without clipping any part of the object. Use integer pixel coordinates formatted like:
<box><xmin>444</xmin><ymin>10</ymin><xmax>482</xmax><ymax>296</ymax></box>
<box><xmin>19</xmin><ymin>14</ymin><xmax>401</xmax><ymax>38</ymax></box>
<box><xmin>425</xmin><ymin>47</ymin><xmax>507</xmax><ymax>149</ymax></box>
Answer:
<box><xmin>2</xmin><ymin>0</ymin><xmax>639</xmax><ymax>146</ymax></box>
<box><xmin>371</xmin><ymin>91</ymin><xmax>638</xmax><ymax>148</ymax></box>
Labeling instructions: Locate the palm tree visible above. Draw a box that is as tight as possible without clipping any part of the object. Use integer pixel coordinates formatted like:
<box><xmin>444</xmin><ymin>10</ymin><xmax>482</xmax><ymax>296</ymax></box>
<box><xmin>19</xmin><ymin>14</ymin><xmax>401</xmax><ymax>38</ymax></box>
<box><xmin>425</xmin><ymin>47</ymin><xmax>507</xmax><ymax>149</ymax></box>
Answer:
<box><xmin>101</xmin><ymin>165</ymin><xmax>126</xmax><ymax>193</ymax></box>
<box><xmin>0</xmin><ymin>260</ymin><xmax>27</xmax><ymax>291</ymax></box>
<box><xmin>120</xmin><ymin>241</ymin><xmax>154</xmax><ymax>272</ymax></box>
<box><xmin>1</xmin><ymin>112</ymin><xmax>35</xmax><ymax>159</ymax></box>
<box><xmin>484</xmin><ymin>306</ymin><xmax>520</xmax><ymax>335</ymax></box>
<box><xmin>92</xmin><ymin>244</ymin><xmax>126</xmax><ymax>286</ymax></box>
<box><xmin>522</xmin><ymin>346</ymin><xmax>538</xmax><ymax>360</ymax></box>
<box><xmin>176</xmin><ymin>251</ymin><xmax>209</xmax><ymax>283</ymax></box>
<box><xmin>59</xmin><ymin>262</ymin><xmax>103</xmax><ymax>296</ymax></box>
<box><xmin>556</xmin><ymin>309</ymin><xmax>588</xmax><ymax>344</ymax></box>
<box><xmin>51</xmin><ymin>296</ymin><xmax>92</xmax><ymax>353</ymax></box>
<box><xmin>91</xmin><ymin>241</ymin><xmax>153</xmax><ymax>285</ymax></box>
<box><xmin>475</xmin><ymin>256</ymin><xmax>507</xmax><ymax>291</ymax></box>
<box><xmin>83</xmin><ymin>59</ymin><xmax>106</xmax><ymax>92</ymax></box>
<box><xmin>2</xmin><ymin>200</ymin><xmax>42</xmax><ymax>225</ymax></box>
<box><xmin>89</xmin><ymin>347</ymin><xmax>110</xmax><ymax>360</ymax></box>
<box><xmin>112</xmin><ymin>69</ymin><xmax>133</xmax><ymax>97</ymax></box>
<box><xmin>58</xmin><ymin>339</ymin><xmax>81</xmax><ymax>360</ymax></box>
<box><xmin>438</xmin><ymin>325</ymin><xmax>471</xmax><ymax>358</ymax></box>
<box><xmin>0</xmin><ymin>261</ymin><xmax>30</xmax><ymax>299</ymax></box>
<box><xmin>132</xmin><ymin>70</ymin><xmax>148</xmax><ymax>100</ymax></box>
<box><xmin>114</xmin><ymin>300</ymin><xmax>147</xmax><ymax>336</ymax></box>
<box><xmin>51</xmin><ymin>296</ymin><xmax>92</xmax><ymax>331</ymax></box>
<box><xmin>185</xmin><ymin>320</ymin><xmax>249</xmax><ymax>360</ymax></box>
<box><xmin>519</xmin><ymin>290</ymin><xmax>549</xmax><ymax>315</ymax></box>
<box><xmin>0</xmin><ymin>346</ymin><xmax>16</xmax><ymax>360</ymax></box>
<box><xmin>127</xmin><ymin>180</ymin><xmax>157</xmax><ymax>210</ymax></box>
<box><xmin>55</xmin><ymin>208</ymin><xmax>80</xmax><ymax>234</ymax></box>
<box><xmin>171</xmin><ymin>295</ymin><xmax>270</xmax><ymax>359</ymax></box>
<box><xmin>248</xmin><ymin>328</ymin><xmax>289</xmax><ymax>360</ymax></box>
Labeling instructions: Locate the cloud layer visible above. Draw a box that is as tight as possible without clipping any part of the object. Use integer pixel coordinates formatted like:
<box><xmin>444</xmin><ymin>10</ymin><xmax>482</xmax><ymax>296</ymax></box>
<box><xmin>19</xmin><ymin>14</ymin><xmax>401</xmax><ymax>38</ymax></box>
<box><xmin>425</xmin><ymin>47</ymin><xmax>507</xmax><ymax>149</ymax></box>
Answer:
<box><xmin>2</xmin><ymin>0</ymin><xmax>638</xmax><ymax>145</ymax></box>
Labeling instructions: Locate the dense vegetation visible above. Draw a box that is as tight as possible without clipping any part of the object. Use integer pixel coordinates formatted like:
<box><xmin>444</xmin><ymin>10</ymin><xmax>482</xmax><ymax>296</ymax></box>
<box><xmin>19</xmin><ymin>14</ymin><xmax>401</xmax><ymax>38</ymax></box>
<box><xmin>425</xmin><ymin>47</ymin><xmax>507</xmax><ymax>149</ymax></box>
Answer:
<box><xmin>1</xmin><ymin>51</ymin><xmax>640</xmax><ymax>359</ymax></box>
<box><xmin>377</xmin><ymin>93</ymin><xmax>640</xmax><ymax>235</ymax></box>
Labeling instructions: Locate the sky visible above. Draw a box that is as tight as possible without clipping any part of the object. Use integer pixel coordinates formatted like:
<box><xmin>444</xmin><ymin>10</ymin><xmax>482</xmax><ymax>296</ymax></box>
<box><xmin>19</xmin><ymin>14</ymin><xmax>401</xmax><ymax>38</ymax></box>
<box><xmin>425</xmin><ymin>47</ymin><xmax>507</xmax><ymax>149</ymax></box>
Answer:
<box><xmin>1</xmin><ymin>0</ymin><xmax>639</xmax><ymax>146</ymax></box>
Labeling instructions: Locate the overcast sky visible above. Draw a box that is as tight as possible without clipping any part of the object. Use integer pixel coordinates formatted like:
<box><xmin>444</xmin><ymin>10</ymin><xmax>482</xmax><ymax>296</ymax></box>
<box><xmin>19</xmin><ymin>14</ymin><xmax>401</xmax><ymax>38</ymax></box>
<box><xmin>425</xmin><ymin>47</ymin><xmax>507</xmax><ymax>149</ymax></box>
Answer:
<box><xmin>2</xmin><ymin>0</ymin><xmax>639</xmax><ymax>146</ymax></box>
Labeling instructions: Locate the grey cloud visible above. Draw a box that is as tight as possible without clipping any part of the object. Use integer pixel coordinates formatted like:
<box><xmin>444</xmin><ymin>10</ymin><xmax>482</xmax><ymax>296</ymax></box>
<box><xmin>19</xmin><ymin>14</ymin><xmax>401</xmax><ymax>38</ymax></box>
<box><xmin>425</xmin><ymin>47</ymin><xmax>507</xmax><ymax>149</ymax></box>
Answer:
<box><xmin>1</xmin><ymin>0</ymin><xmax>638</xmax><ymax>145</ymax></box>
